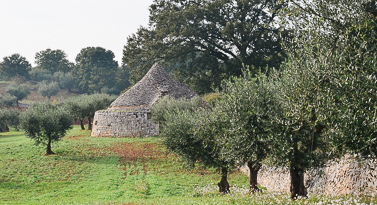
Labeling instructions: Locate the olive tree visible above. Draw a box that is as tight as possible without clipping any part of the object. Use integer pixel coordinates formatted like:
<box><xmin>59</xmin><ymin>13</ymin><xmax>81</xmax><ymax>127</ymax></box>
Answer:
<box><xmin>271</xmin><ymin>0</ymin><xmax>377</xmax><ymax>199</ymax></box>
<box><xmin>0</xmin><ymin>94</ymin><xmax>17</xmax><ymax>107</ymax></box>
<box><xmin>156</xmin><ymin>97</ymin><xmax>233</xmax><ymax>193</ymax></box>
<box><xmin>53</xmin><ymin>71</ymin><xmax>75</xmax><ymax>93</ymax></box>
<box><xmin>193</xmin><ymin>108</ymin><xmax>235</xmax><ymax>194</ymax></box>
<box><xmin>6</xmin><ymin>83</ymin><xmax>30</xmax><ymax>106</ymax></box>
<box><xmin>270</xmin><ymin>48</ymin><xmax>333</xmax><ymax>199</ymax></box>
<box><xmin>84</xmin><ymin>94</ymin><xmax>116</xmax><ymax>130</ymax></box>
<box><xmin>37</xmin><ymin>81</ymin><xmax>60</xmax><ymax>99</ymax></box>
<box><xmin>62</xmin><ymin>94</ymin><xmax>116</xmax><ymax>130</ymax></box>
<box><xmin>21</xmin><ymin>103</ymin><xmax>73</xmax><ymax>155</ymax></box>
<box><xmin>151</xmin><ymin>95</ymin><xmax>204</xmax><ymax>131</ymax></box>
<box><xmin>29</xmin><ymin>68</ymin><xmax>53</xmax><ymax>82</ymax></box>
<box><xmin>0</xmin><ymin>108</ymin><xmax>20</xmax><ymax>132</ymax></box>
<box><xmin>215</xmin><ymin>70</ymin><xmax>281</xmax><ymax>193</ymax></box>
<box><xmin>329</xmin><ymin>15</ymin><xmax>377</xmax><ymax>158</ymax></box>
<box><xmin>62</xmin><ymin>96</ymin><xmax>88</xmax><ymax>130</ymax></box>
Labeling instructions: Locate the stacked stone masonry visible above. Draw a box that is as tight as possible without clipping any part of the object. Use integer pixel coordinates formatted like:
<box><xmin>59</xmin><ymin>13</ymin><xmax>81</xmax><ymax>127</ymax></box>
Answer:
<box><xmin>241</xmin><ymin>155</ymin><xmax>377</xmax><ymax>195</ymax></box>
<box><xmin>92</xmin><ymin>107</ymin><xmax>158</xmax><ymax>137</ymax></box>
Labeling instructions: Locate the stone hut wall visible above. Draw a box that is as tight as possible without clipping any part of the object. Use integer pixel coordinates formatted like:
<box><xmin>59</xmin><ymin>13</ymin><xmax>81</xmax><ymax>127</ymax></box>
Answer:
<box><xmin>241</xmin><ymin>155</ymin><xmax>377</xmax><ymax>195</ymax></box>
<box><xmin>91</xmin><ymin>106</ymin><xmax>158</xmax><ymax>137</ymax></box>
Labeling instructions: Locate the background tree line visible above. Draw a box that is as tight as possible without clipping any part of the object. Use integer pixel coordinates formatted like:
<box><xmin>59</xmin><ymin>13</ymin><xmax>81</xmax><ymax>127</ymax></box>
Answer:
<box><xmin>0</xmin><ymin>47</ymin><xmax>130</xmax><ymax>95</ymax></box>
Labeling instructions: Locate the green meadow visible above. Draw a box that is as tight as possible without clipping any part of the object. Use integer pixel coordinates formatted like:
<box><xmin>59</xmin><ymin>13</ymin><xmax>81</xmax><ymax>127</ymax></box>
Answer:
<box><xmin>0</xmin><ymin>126</ymin><xmax>375</xmax><ymax>205</ymax></box>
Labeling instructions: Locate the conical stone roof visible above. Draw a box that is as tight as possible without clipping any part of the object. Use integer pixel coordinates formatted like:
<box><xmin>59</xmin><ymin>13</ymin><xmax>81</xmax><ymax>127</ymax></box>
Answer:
<box><xmin>111</xmin><ymin>63</ymin><xmax>198</xmax><ymax>107</ymax></box>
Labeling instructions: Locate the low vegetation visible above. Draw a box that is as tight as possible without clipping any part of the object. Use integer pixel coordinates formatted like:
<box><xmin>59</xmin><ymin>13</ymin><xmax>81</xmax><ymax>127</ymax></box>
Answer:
<box><xmin>1</xmin><ymin>127</ymin><xmax>376</xmax><ymax>204</ymax></box>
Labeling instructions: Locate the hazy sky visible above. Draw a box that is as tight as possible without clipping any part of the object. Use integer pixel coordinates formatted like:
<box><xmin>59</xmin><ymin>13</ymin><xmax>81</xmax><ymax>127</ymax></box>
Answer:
<box><xmin>0</xmin><ymin>0</ymin><xmax>154</xmax><ymax>66</ymax></box>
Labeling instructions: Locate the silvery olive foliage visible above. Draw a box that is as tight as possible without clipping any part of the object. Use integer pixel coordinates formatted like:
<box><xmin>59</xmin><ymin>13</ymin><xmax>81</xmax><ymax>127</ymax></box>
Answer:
<box><xmin>151</xmin><ymin>95</ymin><xmax>205</xmax><ymax>129</ymax></box>
<box><xmin>61</xmin><ymin>94</ymin><xmax>117</xmax><ymax>130</ymax></box>
<box><xmin>157</xmin><ymin>97</ymin><xmax>233</xmax><ymax>193</ymax></box>
<box><xmin>280</xmin><ymin>0</ymin><xmax>377</xmax><ymax>158</ymax></box>
<box><xmin>6</xmin><ymin>83</ymin><xmax>30</xmax><ymax>105</ymax></box>
<box><xmin>0</xmin><ymin>93</ymin><xmax>17</xmax><ymax>107</ymax></box>
<box><xmin>21</xmin><ymin>102</ymin><xmax>73</xmax><ymax>155</ymax></box>
<box><xmin>0</xmin><ymin>108</ymin><xmax>20</xmax><ymax>132</ymax></box>
<box><xmin>37</xmin><ymin>81</ymin><xmax>60</xmax><ymax>99</ymax></box>
<box><xmin>154</xmin><ymin>96</ymin><xmax>225</xmax><ymax>169</ymax></box>
<box><xmin>214</xmin><ymin>70</ymin><xmax>280</xmax><ymax>169</ymax></box>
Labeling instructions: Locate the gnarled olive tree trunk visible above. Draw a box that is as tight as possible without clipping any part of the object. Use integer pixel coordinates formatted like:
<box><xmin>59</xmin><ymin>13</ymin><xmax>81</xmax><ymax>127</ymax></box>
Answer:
<box><xmin>218</xmin><ymin>167</ymin><xmax>230</xmax><ymax>194</ymax></box>
<box><xmin>290</xmin><ymin>167</ymin><xmax>307</xmax><ymax>199</ymax></box>
<box><xmin>80</xmin><ymin>119</ymin><xmax>85</xmax><ymax>130</ymax></box>
<box><xmin>247</xmin><ymin>161</ymin><xmax>261</xmax><ymax>193</ymax></box>
<box><xmin>87</xmin><ymin>117</ymin><xmax>92</xmax><ymax>130</ymax></box>
<box><xmin>46</xmin><ymin>136</ymin><xmax>55</xmax><ymax>155</ymax></box>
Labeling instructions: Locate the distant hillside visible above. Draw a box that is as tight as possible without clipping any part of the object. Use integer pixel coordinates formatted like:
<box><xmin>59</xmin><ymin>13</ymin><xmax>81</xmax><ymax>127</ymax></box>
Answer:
<box><xmin>0</xmin><ymin>80</ymin><xmax>82</xmax><ymax>105</ymax></box>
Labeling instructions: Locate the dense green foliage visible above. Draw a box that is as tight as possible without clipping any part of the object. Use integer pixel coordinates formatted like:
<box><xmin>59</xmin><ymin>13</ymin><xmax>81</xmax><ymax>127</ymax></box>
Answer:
<box><xmin>6</xmin><ymin>83</ymin><xmax>30</xmax><ymax>106</ymax></box>
<box><xmin>214</xmin><ymin>71</ymin><xmax>280</xmax><ymax>193</ymax></box>
<box><xmin>0</xmin><ymin>54</ymin><xmax>31</xmax><ymax>80</ymax></box>
<box><xmin>151</xmin><ymin>95</ymin><xmax>204</xmax><ymax>129</ymax></box>
<box><xmin>62</xmin><ymin>94</ymin><xmax>117</xmax><ymax>130</ymax></box>
<box><xmin>29</xmin><ymin>68</ymin><xmax>53</xmax><ymax>82</ymax></box>
<box><xmin>154</xmin><ymin>97</ymin><xmax>235</xmax><ymax>193</ymax></box>
<box><xmin>123</xmin><ymin>0</ymin><xmax>288</xmax><ymax>94</ymax></box>
<box><xmin>72</xmin><ymin>47</ymin><xmax>119</xmax><ymax>93</ymax></box>
<box><xmin>37</xmin><ymin>81</ymin><xmax>60</xmax><ymax>99</ymax></box>
<box><xmin>52</xmin><ymin>71</ymin><xmax>75</xmax><ymax>92</ymax></box>
<box><xmin>35</xmin><ymin>49</ymin><xmax>73</xmax><ymax>73</ymax></box>
<box><xmin>0</xmin><ymin>108</ymin><xmax>20</xmax><ymax>132</ymax></box>
<box><xmin>0</xmin><ymin>93</ymin><xmax>17</xmax><ymax>107</ymax></box>
<box><xmin>20</xmin><ymin>102</ymin><xmax>73</xmax><ymax>155</ymax></box>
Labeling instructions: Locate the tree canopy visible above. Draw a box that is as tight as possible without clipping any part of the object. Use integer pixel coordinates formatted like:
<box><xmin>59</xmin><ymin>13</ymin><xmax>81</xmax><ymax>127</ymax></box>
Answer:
<box><xmin>37</xmin><ymin>81</ymin><xmax>60</xmax><ymax>99</ymax></box>
<box><xmin>35</xmin><ymin>49</ymin><xmax>73</xmax><ymax>73</ymax></box>
<box><xmin>0</xmin><ymin>54</ymin><xmax>31</xmax><ymax>80</ymax></box>
<box><xmin>123</xmin><ymin>0</ymin><xmax>288</xmax><ymax>94</ymax></box>
<box><xmin>6</xmin><ymin>84</ymin><xmax>30</xmax><ymax>106</ymax></box>
<box><xmin>156</xmin><ymin>97</ymin><xmax>233</xmax><ymax>193</ymax></box>
<box><xmin>215</xmin><ymin>70</ymin><xmax>280</xmax><ymax>193</ymax></box>
<box><xmin>73</xmin><ymin>47</ymin><xmax>119</xmax><ymax>93</ymax></box>
<box><xmin>21</xmin><ymin>103</ymin><xmax>72</xmax><ymax>155</ymax></box>
<box><xmin>62</xmin><ymin>94</ymin><xmax>117</xmax><ymax>130</ymax></box>
<box><xmin>0</xmin><ymin>108</ymin><xmax>20</xmax><ymax>132</ymax></box>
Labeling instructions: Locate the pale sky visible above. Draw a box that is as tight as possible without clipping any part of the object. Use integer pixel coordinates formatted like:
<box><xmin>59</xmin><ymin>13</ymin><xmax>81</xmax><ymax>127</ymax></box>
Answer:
<box><xmin>0</xmin><ymin>0</ymin><xmax>154</xmax><ymax>66</ymax></box>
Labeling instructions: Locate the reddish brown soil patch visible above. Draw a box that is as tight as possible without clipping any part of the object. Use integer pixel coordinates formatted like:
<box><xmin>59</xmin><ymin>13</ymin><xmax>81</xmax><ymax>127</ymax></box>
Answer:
<box><xmin>110</xmin><ymin>142</ymin><xmax>166</xmax><ymax>176</ymax></box>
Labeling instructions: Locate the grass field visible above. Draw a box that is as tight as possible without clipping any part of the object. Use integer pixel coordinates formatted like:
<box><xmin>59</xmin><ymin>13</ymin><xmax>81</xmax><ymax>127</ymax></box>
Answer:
<box><xmin>1</xmin><ymin>126</ymin><xmax>376</xmax><ymax>205</ymax></box>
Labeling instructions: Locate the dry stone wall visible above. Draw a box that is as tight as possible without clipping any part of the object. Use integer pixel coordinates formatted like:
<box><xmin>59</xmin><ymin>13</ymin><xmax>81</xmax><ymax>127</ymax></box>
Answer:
<box><xmin>241</xmin><ymin>155</ymin><xmax>377</xmax><ymax>195</ymax></box>
<box><xmin>91</xmin><ymin>106</ymin><xmax>158</xmax><ymax>137</ymax></box>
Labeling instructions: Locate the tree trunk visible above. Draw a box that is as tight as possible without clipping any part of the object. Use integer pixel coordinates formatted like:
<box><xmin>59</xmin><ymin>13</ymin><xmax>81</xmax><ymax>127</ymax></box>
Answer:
<box><xmin>0</xmin><ymin>124</ymin><xmax>9</xmax><ymax>132</ymax></box>
<box><xmin>46</xmin><ymin>136</ymin><xmax>55</xmax><ymax>155</ymax></box>
<box><xmin>290</xmin><ymin>167</ymin><xmax>307</xmax><ymax>200</ymax></box>
<box><xmin>218</xmin><ymin>167</ymin><xmax>230</xmax><ymax>194</ymax></box>
<box><xmin>87</xmin><ymin>117</ymin><xmax>92</xmax><ymax>130</ymax></box>
<box><xmin>247</xmin><ymin>161</ymin><xmax>261</xmax><ymax>194</ymax></box>
<box><xmin>80</xmin><ymin>120</ymin><xmax>85</xmax><ymax>130</ymax></box>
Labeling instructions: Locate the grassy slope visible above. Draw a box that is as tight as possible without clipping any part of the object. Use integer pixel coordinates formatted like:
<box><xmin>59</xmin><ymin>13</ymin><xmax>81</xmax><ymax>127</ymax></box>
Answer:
<box><xmin>0</xmin><ymin>127</ymin><xmax>376</xmax><ymax>205</ymax></box>
<box><xmin>0</xmin><ymin>80</ymin><xmax>79</xmax><ymax>105</ymax></box>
